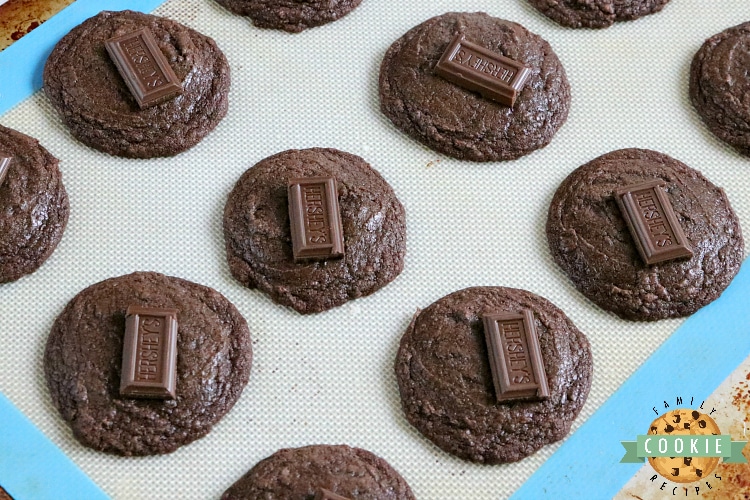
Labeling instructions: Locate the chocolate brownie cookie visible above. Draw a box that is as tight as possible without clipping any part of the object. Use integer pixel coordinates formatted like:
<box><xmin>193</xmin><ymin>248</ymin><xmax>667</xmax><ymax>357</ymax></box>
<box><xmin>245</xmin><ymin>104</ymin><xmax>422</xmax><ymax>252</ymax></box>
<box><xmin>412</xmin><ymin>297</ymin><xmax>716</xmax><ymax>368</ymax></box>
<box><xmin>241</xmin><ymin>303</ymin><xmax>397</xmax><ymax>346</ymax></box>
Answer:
<box><xmin>690</xmin><ymin>22</ymin><xmax>750</xmax><ymax>157</ymax></box>
<box><xmin>43</xmin><ymin>10</ymin><xmax>230</xmax><ymax>158</ymax></box>
<box><xmin>527</xmin><ymin>0</ymin><xmax>670</xmax><ymax>29</ymax></box>
<box><xmin>394</xmin><ymin>287</ymin><xmax>593</xmax><ymax>463</ymax></box>
<box><xmin>213</xmin><ymin>0</ymin><xmax>362</xmax><ymax>33</ymax></box>
<box><xmin>223</xmin><ymin>148</ymin><xmax>406</xmax><ymax>314</ymax></box>
<box><xmin>0</xmin><ymin>125</ymin><xmax>68</xmax><ymax>283</ymax></box>
<box><xmin>44</xmin><ymin>272</ymin><xmax>252</xmax><ymax>456</ymax></box>
<box><xmin>379</xmin><ymin>12</ymin><xmax>570</xmax><ymax>162</ymax></box>
<box><xmin>222</xmin><ymin>444</ymin><xmax>415</xmax><ymax>499</ymax></box>
<box><xmin>546</xmin><ymin>148</ymin><xmax>743</xmax><ymax>321</ymax></box>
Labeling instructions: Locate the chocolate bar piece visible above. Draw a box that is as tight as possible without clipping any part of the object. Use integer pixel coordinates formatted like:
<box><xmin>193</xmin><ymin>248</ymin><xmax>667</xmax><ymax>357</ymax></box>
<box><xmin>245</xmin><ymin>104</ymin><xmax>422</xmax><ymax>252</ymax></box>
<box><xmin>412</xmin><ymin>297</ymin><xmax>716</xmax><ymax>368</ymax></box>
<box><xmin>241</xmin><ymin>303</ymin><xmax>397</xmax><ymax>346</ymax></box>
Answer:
<box><xmin>314</xmin><ymin>489</ymin><xmax>351</xmax><ymax>500</ymax></box>
<box><xmin>614</xmin><ymin>180</ymin><xmax>693</xmax><ymax>265</ymax></box>
<box><xmin>120</xmin><ymin>305</ymin><xmax>178</xmax><ymax>399</ymax></box>
<box><xmin>104</xmin><ymin>27</ymin><xmax>183</xmax><ymax>109</ymax></box>
<box><xmin>482</xmin><ymin>310</ymin><xmax>549</xmax><ymax>403</ymax></box>
<box><xmin>435</xmin><ymin>34</ymin><xmax>531</xmax><ymax>107</ymax></box>
<box><xmin>0</xmin><ymin>155</ymin><xmax>11</xmax><ymax>187</ymax></box>
<box><xmin>288</xmin><ymin>177</ymin><xmax>345</xmax><ymax>261</ymax></box>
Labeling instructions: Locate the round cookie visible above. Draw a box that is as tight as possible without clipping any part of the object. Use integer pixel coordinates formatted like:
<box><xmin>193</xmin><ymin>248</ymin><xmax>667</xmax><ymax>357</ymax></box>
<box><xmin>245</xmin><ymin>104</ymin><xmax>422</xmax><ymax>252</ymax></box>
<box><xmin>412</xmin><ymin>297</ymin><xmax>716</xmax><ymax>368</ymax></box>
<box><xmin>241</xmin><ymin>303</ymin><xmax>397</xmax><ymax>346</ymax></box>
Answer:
<box><xmin>44</xmin><ymin>272</ymin><xmax>252</xmax><ymax>456</ymax></box>
<box><xmin>378</xmin><ymin>12</ymin><xmax>570</xmax><ymax>162</ymax></box>
<box><xmin>213</xmin><ymin>0</ymin><xmax>362</xmax><ymax>33</ymax></box>
<box><xmin>527</xmin><ymin>0</ymin><xmax>670</xmax><ymax>29</ymax></box>
<box><xmin>647</xmin><ymin>409</ymin><xmax>721</xmax><ymax>483</ymax></box>
<box><xmin>394</xmin><ymin>287</ymin><xmax>593</xmax><ymax>464</ymax></box>
<box><xmin>43</xmin><ymin>10</ymin><xmax>230</xmax><ymax>158</ymax></box>
<box><xmin>222</xmin><ymin>444</ymin><xmax>415</xmax><ymax>499</ymax></box>
<box><xmin>0</xmin><ymin>125</ymin><xmax>69</xmax><ymax>283</ymax></box>
<box><xmin>689</xmin><ymin>22</ymin><xmax>750</xmax><ymax>157</ymax></box>
<box><xmin>223</xmin><ymin>148</ymin><xmax>406</xmax><ymax>314</ymax></box>
<box><xmin>546</xmin><ymin>148</ymin><xmax>743</xmax><ymax>321</ymax></box>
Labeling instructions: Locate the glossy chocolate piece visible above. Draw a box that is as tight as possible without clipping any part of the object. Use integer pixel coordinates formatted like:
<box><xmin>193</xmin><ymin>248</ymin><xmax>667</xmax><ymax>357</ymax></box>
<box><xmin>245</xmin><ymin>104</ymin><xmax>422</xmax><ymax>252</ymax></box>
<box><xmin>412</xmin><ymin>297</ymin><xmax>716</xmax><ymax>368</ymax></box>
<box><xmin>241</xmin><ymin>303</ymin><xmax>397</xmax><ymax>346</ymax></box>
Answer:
<box><xmin>482</xmin><ymin>310</ymin><xmax>549</xmax><ymax>403</ymax></box>
<box><xmin>288</xmin><ymin>176</ymin><xmax>345</xmax><ymax>262</ymax></box>
<box><xmin>104</xmin><ymin>27</ymin><xmax>183</xmax><ymax>109</ymax></box>
<box><xmin>314</xmin><ymin>489</ymin><xmax>351</xmax><ymax>500</ymax></box>
<box><xmin>615</xmin><ymin>180</ymin><xmax>693</xmax><ymax>265</ymax></box>
<box><xmin>120</xmin><ymin>305</ymin><xmax>178</xmax><ymax>399</ymax></box>
<box><xmin>0</xmin><ymin>155</ymin><xmax>11</xmax><ymax>187</ymax></box>
<box><xmin>435</xmin><ymin>34</ymin><xmax>531</xmax><ymax>107</ymax></box>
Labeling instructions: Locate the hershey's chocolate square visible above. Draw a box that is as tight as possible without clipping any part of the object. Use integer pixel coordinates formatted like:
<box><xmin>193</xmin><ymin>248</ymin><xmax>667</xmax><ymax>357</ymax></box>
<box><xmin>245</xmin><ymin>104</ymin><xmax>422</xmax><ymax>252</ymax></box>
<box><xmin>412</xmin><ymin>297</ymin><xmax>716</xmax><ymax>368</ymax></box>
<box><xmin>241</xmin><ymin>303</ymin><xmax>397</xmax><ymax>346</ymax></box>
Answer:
<box><xmin>615</xmin><ymin>180</ymin><xmax>693</xmax><ymax>265</ymax></box>
<box><xmin>482</xmin><ymin>310</ymin><xmax>549</xmax><ymax>403</ymax></box>
<box><xmin>120</xmin><ymin>305</ymin><xmax>178</xmax><ymax>399</ymax></box>
<box><xmin>435</xmin><ymin>34</ymin><xmax>531</xmax><ymax>107</ymax></box>
<box><xmin>104</xmin><ymin>28</ymin><xmax>183</xmax><ymax>109</ymax></box>
<box><xmin>287</xmin><ymin>177</ymin><xmax>345</xmax><ymax>262</ymax></box>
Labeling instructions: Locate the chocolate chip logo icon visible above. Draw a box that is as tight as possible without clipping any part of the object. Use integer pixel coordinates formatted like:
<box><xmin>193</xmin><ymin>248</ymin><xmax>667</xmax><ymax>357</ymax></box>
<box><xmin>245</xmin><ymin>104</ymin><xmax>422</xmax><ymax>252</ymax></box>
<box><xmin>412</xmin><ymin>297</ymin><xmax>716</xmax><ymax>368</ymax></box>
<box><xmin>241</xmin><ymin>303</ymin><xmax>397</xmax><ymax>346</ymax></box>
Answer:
<box><xmin>646</xmin><ymin>409</ymin><xmax>721</xmax><ymax>483</ymax></box>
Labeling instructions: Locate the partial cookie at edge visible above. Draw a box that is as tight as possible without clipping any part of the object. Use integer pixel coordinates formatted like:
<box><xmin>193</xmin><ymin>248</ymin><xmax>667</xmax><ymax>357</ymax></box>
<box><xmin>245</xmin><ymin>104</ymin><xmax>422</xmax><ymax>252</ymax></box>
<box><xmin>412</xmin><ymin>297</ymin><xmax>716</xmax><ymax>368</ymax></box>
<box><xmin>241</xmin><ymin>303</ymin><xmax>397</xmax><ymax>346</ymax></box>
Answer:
<box><xmin>222</xmin><ymin>444</ymin><xmax>415</xmax><ymax>499</ymax></box>
<box><xmin>527</xmin><ymin>0</ymin><xmax>670</xmax><ymax>28</ymax></box>
<box><xmin>213</xmin><ymin>0</ymin><xmax>363</xmax><ymax>33</ymax></box>
<box><xmin>689</xmin><ymin>21</ymin><xmax>750</xmax><ymax>157</ymax></box>
<box><xmin>0</xmin><ymin>124</ymin><xmax>69</xmax><ymax>283</ymax></box>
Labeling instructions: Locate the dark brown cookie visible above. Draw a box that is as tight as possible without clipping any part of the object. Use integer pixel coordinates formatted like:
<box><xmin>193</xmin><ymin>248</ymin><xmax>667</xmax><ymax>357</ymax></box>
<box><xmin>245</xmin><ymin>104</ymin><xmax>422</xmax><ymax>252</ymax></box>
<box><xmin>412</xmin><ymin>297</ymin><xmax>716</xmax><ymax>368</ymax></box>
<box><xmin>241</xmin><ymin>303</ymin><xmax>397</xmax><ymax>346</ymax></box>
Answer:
<box><xmin>223</xmin><ymin>148</ymin><xmax>406</xmax><ymax>314</ymax></box>
<box><xmin>221</xmin><ymin>444</ymin><xmax>415</xmax><ymax>499</ymax></box>
<box><xmin>394</xmin><ymin>287</ymin><xmax>593</xmax><ymax>464</ymax></box>
<box><xmin>546</xmin><ymin>148</ymin><xmax>744</xmax><ymax>321</ymax></box>
<box><xmin>379</xmin><ymin>12</ymin><xmax>570</xmax><ymax>162</ymax></box>
<box><xmin>612</xmin><ymin>0</ymin><xmax>671</xmax><ymax>21</ymax></box>
<box><xmin>0</xmin><ymin>125</ymin><xmax>68</xmax><ymax>283</ymax></box>
<box><xmin>689</xmin><ymin>22</ymin><xmax>750</xmax><ymax>157</ymax></box>
<box><xmin>44</xmin><ymin>272</ymin><xmax>252</xmax><ymax>456</ymax></box>
<box><xmin>43</xmin><ymin>10</ymin><xmax>230</xmax><ymax>158</ymax></box>
<box><xmin>213</xmin><ymin>0</ymin><xmax>362</xmax><ymax>33</ymax></box>
<box><xmin>527</xmin><ymin>0</ymin><xmax>670</xmax><ymax>29</ymax></box>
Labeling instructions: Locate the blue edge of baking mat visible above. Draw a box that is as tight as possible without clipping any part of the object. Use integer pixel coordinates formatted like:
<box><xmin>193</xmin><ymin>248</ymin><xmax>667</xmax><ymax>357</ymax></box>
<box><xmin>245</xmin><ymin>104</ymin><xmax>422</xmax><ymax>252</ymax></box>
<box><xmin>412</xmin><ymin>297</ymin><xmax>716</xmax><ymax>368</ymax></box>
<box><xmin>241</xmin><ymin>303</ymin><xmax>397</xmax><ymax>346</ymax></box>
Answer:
<box><xmin>513</xmin><ymin>259</ymin><xmax>750</xmax><ymax>500</ymax></box>
<box><xmin>0</xmin><ymin>3</ymin><xmax>165</xmax><ymax>500</ymax></box>
<box><xmin>1</xmin><ymin>2</ymin><xmax>749</xmax><ymax>498</ymax></box>
<box><xmin>0</xmin><ymin>0</ymin><xmax>165</xmax><ymax>116</ymax></box>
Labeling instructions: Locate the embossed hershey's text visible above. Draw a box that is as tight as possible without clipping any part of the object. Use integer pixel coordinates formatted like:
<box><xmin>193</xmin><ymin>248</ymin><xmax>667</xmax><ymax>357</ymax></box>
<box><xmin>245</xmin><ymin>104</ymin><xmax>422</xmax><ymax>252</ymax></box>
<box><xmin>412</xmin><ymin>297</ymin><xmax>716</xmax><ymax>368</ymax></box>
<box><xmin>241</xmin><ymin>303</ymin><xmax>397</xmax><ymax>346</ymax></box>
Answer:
<box><xmin>500</xmin><ymin>318</ymin><xmax>533</xmax><ymax>385</ymax></box>
<box><xmin>451</xmin><ymin>47</ymin><xmax>517</xmax><ymax>84</ymax></box>
<box><xmin>135</xmin><ymin>315</ymin><xmax>164</xmax><ymax>382</ymax></box>
<box><xmin>121</xmin><ymin>35</ymin><xmax>168</xmax><ymax>89</ymax></box>
<box><xmin>632</xmin><ymin>188</ymin><xmax>675</xmax><ymax>248</ymax></box>
<box><xmin>302</xmin><ymin>184</ymin><xmax>330</xmax><ymax>245</ymax></box>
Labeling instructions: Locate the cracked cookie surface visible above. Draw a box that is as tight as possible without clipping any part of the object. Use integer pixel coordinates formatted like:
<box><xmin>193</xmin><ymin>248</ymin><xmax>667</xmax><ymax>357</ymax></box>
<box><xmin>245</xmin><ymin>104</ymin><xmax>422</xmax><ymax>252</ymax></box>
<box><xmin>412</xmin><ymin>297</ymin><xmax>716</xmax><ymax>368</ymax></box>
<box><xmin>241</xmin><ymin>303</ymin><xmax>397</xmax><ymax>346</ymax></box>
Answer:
<box><xmin>44</xmin><ymin>272</ymin><xmax>252</xmax><ymax>456</ymax></box>
<box><xmin>0</xmin><ymin>125</ymin><xmax>68</xmax><ymax>283</ymax></box>
<box><xmin>222</xmin><ymin>444</ymin><xmax>415</xmax><ymax>499</ymax></box>
<box><xmin>546</xmin><ymin>148</ymin><xmax>743</xmax><ymax>321</ymax></box>
<box><xmin>394</xmin><ymin>287</ymin><xmax>592</xmax><ymax>463</ymax></box>
<box><xmin>43</xmin><ymin>10</ymin><xmax>230</xmax><ymax>158</ymax></box>
<box><xmin>690</xmin><ymin>21</ymin><xmax>750</xmax><ymax>158</ymax></box>
<box><xmin>527</xmin><ymin>0</ymin><xmax>670</xmax><ymax>29</ymax></box>
<box><xmin>223</xmin><ymin>148</ymin><xmax>406</xmax><ymax>314</ymax></box>
<box><xmin>378</xmin><ymin>12</ymin><xmax>570</xmax><ymax>162</ymax></box>
<box><xmin>213</xmin><ymin>0</ymin><xmax>362</xmax><ymax>33</ymax></box>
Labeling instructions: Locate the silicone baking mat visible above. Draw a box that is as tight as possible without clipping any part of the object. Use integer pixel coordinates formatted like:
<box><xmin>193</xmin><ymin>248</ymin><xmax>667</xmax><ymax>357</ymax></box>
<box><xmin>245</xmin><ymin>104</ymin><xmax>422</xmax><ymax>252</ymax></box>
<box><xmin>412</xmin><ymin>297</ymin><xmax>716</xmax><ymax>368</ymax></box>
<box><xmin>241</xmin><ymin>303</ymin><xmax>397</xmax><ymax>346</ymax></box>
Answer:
<box><xmin>0</xmin><ymin>1</ymin><xmax>749</xmax><ymax>499</ymax></box>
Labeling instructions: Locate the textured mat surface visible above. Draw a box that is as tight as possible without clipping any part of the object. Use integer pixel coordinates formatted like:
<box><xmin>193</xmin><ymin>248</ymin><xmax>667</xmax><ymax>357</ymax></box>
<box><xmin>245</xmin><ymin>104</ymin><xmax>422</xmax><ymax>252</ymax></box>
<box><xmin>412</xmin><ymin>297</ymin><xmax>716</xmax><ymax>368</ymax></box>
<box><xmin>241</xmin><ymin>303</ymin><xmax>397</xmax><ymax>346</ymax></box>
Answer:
<box><xmin>0</xmin><ymin>0</ymin><xmax>749</xmax><ymax>498</ymax></box>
